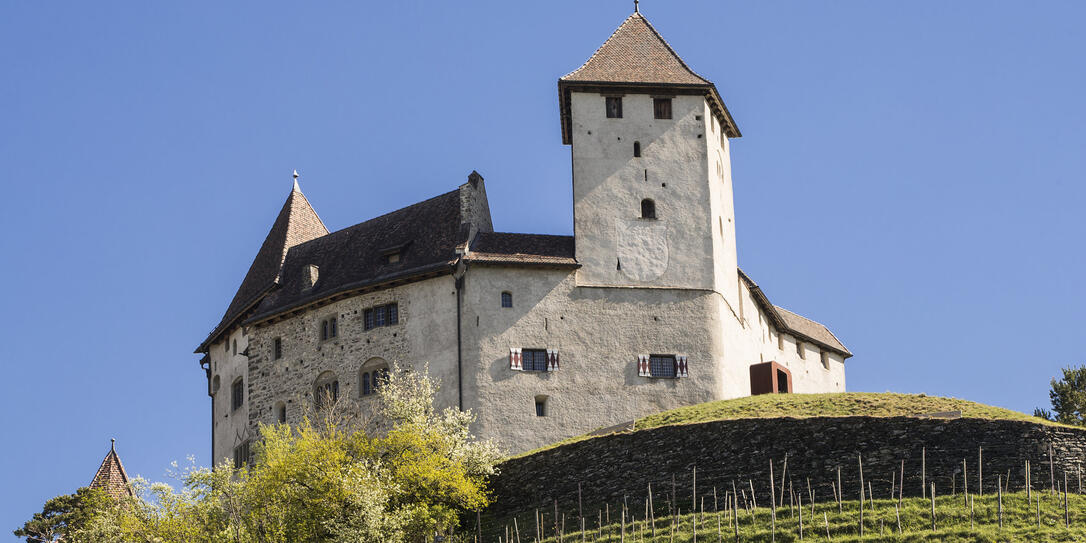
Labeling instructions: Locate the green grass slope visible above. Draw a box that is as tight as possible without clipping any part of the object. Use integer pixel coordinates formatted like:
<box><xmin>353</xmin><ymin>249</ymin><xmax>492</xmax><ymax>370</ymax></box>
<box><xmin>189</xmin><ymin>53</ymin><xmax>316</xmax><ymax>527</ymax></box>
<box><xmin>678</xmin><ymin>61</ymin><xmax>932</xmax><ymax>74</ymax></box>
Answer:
<box><xmin>516</xmin><ymin>393</ymin><xmax>1058</xmax><ymax>459</ymax></box>
<box><xmin>501</xmin><ymin>491</ymin><xmax>1086</xmax><ymax>542</ymax></box>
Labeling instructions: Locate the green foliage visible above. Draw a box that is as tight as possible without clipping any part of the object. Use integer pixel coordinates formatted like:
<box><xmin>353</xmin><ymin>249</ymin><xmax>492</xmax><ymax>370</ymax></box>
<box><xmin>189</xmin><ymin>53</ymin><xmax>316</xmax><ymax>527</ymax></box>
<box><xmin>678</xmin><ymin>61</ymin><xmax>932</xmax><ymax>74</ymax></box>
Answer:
<box><xmin>39</xmin><ymin>365</ymin><xmax>499</xmax><ymax>543</ymax></box>
<box><xmin>13</xmin><ymin>487</ymin><xmax>112</xmax><ymax>543</ymax></box>
<box><xmin>1038</xmin><ymin>365</ymin><xmax>1086</xmax><ymax>426</ymax></box>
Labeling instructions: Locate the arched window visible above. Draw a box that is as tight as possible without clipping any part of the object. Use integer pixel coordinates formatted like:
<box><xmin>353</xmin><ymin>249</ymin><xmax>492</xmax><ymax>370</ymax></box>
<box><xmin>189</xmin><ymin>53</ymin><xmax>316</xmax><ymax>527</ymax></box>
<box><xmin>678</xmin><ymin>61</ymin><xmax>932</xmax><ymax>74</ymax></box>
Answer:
<box><xmin>501</xmin><ymin>291</ymin><xmax>513</xmax><ymax>308</ymax></box>
<box><xmin>359</xmin><ymin>358</ymin><xmax>389</xmax><ymax>397</ymax></box>
<box><xmin>314</xmin><ymin>371</ymin><xmax>339</xmax><ymax>409</ymax></box>
<box><xmin>212</xmin><ymin>375</ymin><xmax>221</xmax><ymax>396</ymax></box>
<box><xmin>633</xmin><ymin>141</ymin><xmax>641</xmax><ymax>157</ymax></box>
<box><xmin>231</xmin><ymin>378</ymin><xmax>244</xmax><ymax>411</ymax></box>
<box><xmin>274</xmin><ymin>401</ymin><xmax>287</xmax><ymax>424</ymax></box>
<box><xmin>641</xmin><ymin>199</ymin><xmax>656</xmax><ymax>219</ymax></box>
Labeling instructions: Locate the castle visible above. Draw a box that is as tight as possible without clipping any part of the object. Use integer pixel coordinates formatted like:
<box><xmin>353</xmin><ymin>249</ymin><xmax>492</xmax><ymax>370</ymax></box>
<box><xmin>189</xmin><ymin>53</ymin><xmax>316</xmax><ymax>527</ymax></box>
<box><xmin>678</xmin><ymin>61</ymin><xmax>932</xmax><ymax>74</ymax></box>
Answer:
<box><xmin>195</xmin><ymin>10</ymin><xmax>852</xmax><ymax>463</ymax></box>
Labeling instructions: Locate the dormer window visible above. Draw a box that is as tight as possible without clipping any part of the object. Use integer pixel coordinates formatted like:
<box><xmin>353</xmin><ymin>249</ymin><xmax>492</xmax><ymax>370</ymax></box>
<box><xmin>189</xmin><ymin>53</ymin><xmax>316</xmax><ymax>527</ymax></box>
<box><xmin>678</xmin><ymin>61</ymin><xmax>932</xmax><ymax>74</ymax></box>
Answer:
<box><xmin>386</xmin><ymin>252</ymin><xmax>400</xmax><ymax>264</ymax></box>
<box><xmin>380</xmin><ymin>243</ymin><xmax>409</xmax><ymax>265</ymax></box>
<box><xmin>653</xmin><ymin>98</ymin><xmax>672</xmax><ymax>119</ymax></box>
<box><xmin>641</xmin><ymin>199</ymin><xmax>656</xmax><ymax>219</ymax></box>
<box><xmin>304</xmin><ymin>265</ymin><xmax>319</xmax><ymax>290</ymax></box>
<box><xmin>606</xmin><ymin>96</ymin><xmax>623</xmax><ymax>118</ymax></box>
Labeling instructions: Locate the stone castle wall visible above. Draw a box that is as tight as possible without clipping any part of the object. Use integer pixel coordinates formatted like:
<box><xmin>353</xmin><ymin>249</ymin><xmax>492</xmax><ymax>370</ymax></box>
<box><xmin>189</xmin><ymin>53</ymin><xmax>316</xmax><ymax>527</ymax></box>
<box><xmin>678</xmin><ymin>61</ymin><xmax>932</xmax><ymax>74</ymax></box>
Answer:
<box><xmin>487</xmin><ymin>416</ymin><xmax>1086</xmax><ymax>519</ymax></box>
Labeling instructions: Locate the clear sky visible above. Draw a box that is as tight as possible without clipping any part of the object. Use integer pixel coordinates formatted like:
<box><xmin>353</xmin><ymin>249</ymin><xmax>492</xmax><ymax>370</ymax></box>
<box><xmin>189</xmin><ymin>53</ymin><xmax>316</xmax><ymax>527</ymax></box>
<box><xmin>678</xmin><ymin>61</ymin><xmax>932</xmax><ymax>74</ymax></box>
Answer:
<box><xmin>2</xmin><ymin>1</ymin><xmax>1084</xmax><ymax>538</ymax></box>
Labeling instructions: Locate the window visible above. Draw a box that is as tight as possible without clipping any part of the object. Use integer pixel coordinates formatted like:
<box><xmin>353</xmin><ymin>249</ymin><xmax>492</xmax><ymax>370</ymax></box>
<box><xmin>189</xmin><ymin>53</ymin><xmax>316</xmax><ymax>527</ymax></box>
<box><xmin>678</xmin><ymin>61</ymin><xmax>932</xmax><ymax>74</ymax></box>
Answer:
<box><xmin>535</xmin><ymin>395</ymin><xmax>548</xmax><ymax>417</ymax></box>
<box><xmin>796</xmin><ymin>341</ymin><xmax>806</xmax><ymax>359</ymax></box>
<box><xmin>231</xmin><ymin>378</ymin><xmax>244</xmax><ymax>411</ymax></box>
<box><xmin>364</xmin><ymin>303</ymin><xmax>399</xmax><ymax>330</ymax></box>
<box><xmin>653</xmin><ymin>98</ymin><xmax>672</xmax><ymax>119</ymax></box>
<box><xmin>272</xmin><ymin>337</ymin><xmax>282</xmax><ymax>360</ymax></box>
<box><xmin>605</xmin><ymin>96</ymin><xmax>623</xmax><ymax>118</ymax></box>
<box><xmin>320</xmin><ymin>316</ymin><xmax>338</xmax><ymax>341</ymax></box>
<box><xmin>778</xmin><ymin>333</ymin><xmax>785</xmax><ymax>351</ymax></box>
<box><xmin>232</xmin><ymin>339</ymin><xmax>237</xmax><ymax>355</ymax></box>
<box><xmin>304</xmin><ymin>264</ymin><xmax>319</xmax><ymax>290</ymax></box>
<box><xmin>649</xmin><ymin>355</ymin><xmax>677</xmax><ymax>378</ymax></box>
<box><xmin>501</xmin><ymin>291</ymin><xmax>513</xmax><ymax>308</ymax></box>
<box><xmin>233</xmin><ymin>442</ymin><xmax>251</xmax><ymax>469</ymax></box>
<box><xmin>276</xmin><ymin>402</ymin><xmax>286</xmax><ymax>424</ymax></box>
<box><xmin>212</xmin><ymin>375</ymin><xmax>220</xmax><ymax>395</ymax></box>
<box><xmin>386</xmin><ymin>252</ymin><xmax>400</xmax><ymax>264</ymax></box>
<box><xmin>314</xmin><ymin>372</ymin><xmax>339</xmax><ymax>409</ymax></box>
<box><xmin>633</xmin><ymin>141</ymin><xmax>641</xmax><ymax>157</ymax></box>
<box><xmin>641</xmin><ymin>199</ymin><xmax>656</xmax><ymax>219</ymax></box>
<box><xmin>820</xmin><ymin>350</ymin><xmax>831</xmax><ymax>370</ymax></box>
<box><xmin>360</xmin><ymin>359</ymin><xmax>389</xmax><ymax>397</ymax></box>
<box><xmin>522</xmin><ymin>349</ymin><xmax>549</xmax><ymax>372</ymax></box>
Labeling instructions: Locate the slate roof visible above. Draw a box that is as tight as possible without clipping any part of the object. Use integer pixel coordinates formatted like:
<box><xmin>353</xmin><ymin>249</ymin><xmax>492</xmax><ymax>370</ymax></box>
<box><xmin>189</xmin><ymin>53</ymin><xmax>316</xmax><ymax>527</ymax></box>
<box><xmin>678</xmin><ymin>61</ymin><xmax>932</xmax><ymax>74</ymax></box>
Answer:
<box><xmin>739</xmin><ymin>269</ymin><xmax>851</xmax><ymax>357</ymax></box>
<box><xmin>197</xmin><ymin>181</ymin><xmax>328</xmax><ymax>352</ymax></box>
<box><xmin>90</xmin><ymin>440</ymin><xmax>133</xmax><ymax>499</ymax></box>
<box><xmin>245</xmin><ymin>188</ymin><xmax>469</xmax><ymax>325</ymax></box>
<box><xmin>558</xmin><ymin>12</ymin><xmax>740</xmax><ymax>143</ymax></box>
<box><xmin>466</xmin><ymin>232</ymin><xmax>578</xmax><ymax>267</ymax></box>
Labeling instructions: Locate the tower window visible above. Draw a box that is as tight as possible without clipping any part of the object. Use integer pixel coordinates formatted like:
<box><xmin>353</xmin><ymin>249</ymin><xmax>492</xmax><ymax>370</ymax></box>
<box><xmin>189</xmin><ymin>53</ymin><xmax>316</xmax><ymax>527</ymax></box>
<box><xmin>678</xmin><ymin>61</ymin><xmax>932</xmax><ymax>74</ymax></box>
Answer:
<box><xmin>633</xmin><ymin>141</ymin><xmax>641</xmax><ymax>157</ymax></box>
<box><xmin>641</xmin><ymin>199</ymin><xmax>656</xmax><ymax>219</ymax></box>
<box><xmin>232</xmin><ymin>339</ymin><xmax>237</xmax><ymax>355</ymax></box>
<box><xmin>653</xmin><ymin>98</ymin><xmax>672</xmax><ymax>119</ymax></box>
<box><xmin>535</xmin><ymin>395</ymin><xmax>548</xmax><ymax>417</ymax></box>
<box><xmin>231</xmin><ymin>378</ymin><xmax>244</xmax><ymax>411</ymax></box>
<box><xmin>522</xmin><ymin>349</ymin><xmax>549</xmax><ymax>372</ymax></box>
<box><xmin>605</xmin><ymin>96</ymin><xmax>623</xmax><ymax>118</ymax></box>
<box><xmin>314</xmin><ymin>372</ymin><xmax>339</xmax><ymax>409</ymax></box>
<box><xmin>233</xmin><ymin>441</ymin><xmax>251</xmax><ymax>469</ymax></box>
<box><xmin>275</xmin><ymin>402</ymin><xmax>286</xmax><ymax>424</ymax></box>
<box><xmin>272</xmin><ymin>337</ymin><xmax>282</xmax><ymax>360</ymax></box>
<box><xmin>501</xmin><ymin>291</ymin><xmax>513</xmax><ymax>308</ymax></box>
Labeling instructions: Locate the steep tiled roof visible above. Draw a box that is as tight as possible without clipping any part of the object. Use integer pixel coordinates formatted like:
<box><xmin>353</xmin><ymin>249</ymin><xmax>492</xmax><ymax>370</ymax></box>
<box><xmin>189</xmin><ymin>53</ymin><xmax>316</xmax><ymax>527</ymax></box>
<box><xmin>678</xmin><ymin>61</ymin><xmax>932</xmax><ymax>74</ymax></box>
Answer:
<box><xmin>561</xmin><ymin>13</ymin><xmax>711</xmax><ymax>86</ymax></box>
<box><xmin>558</xmin><ymin>12</ymin><xmax>740</xmax><ymax>143</ymax></box>
<box><xmin>197</xmin><ymin>181</ymin><xmax>328</xmax><ymax>352</ymax></box>
<box><xmin>466</xmin><ymin>232</ymin><xmax>577</xmax><ymax>267</ymax></box>
<box><xmin>246</xmin><ymin>186</ymin><xmax>482</xmax><ymax>324</ymax></box>
<box><xmin>89</xmin><ymin>440</ymin><xmax>132</xmax><ymax>499</ymax></box>
<box><xmin>739</xmin><ymin>269</ymin><xmax>852</xmax><ymax>357</ymax></box>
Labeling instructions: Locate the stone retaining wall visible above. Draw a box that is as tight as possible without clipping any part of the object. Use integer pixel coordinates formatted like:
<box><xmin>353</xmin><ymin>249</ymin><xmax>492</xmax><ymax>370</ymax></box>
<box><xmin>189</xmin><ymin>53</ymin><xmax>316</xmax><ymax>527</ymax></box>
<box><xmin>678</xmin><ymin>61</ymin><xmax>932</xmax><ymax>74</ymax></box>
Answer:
<box><xmin>487</xmin><ymin>417</ymin><xmax>1086</xmax><ymax>519</ymax></box>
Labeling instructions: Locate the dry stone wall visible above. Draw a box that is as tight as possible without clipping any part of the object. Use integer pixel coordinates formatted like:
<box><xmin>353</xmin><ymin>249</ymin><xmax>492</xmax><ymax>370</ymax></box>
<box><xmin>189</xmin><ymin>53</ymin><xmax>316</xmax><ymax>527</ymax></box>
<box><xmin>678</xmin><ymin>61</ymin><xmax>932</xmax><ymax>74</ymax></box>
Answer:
<box><xmin>487</xmin><ymin>416</ymin><xmax>1086</xmax><ymax>518</ymax></box>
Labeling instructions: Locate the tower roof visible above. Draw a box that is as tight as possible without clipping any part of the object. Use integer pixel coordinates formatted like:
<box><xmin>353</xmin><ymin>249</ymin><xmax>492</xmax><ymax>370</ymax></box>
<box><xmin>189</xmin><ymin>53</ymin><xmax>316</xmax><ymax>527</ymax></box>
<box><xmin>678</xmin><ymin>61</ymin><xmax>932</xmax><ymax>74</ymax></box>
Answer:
<box><xmin>561</xmin><ymin>13</ymin><xmax>711</xmax><ymax>86</ymax></box>
<box><xmin>196</xmin><ymin>179</ymin><xmax>328</xmax><ymax>352</ymax></box>
<box><xmin>89</xmin><ymin>440</ymin><xmax>133</xmax><ymax>499</ymax></box>
<box><xmin>558</xmin><ymin>12</ymin><xmax>740</xmax><ymax>143</ymax></box>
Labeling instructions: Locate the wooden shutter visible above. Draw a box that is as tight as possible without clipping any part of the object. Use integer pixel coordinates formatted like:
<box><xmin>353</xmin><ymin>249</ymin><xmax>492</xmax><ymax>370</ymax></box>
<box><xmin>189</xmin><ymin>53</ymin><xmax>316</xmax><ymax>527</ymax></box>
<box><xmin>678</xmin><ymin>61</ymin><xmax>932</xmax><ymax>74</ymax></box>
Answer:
<box><xmin>546</xmin><ymin>349</ymin><xmax>560</xmax><ymax>371</ymax></box>
<box><xmin>677</xmin><ymin>355</ymin><xmax>689</xmax><ymax>377</ymax></box>
<box><xmin>509</xmin><ymin>348</ymin><xmax>523</xmax><ymax>371</ymax></box>
<box><xmin>638</xmin><ymin>354</ymin><xmax>651</xmax><ymax>377</ymax></box>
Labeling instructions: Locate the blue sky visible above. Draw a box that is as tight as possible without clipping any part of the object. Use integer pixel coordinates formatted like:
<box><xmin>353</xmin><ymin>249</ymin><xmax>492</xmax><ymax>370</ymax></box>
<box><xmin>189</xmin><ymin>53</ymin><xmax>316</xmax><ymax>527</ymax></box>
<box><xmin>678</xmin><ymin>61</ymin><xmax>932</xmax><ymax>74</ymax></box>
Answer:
<box><xmin>2</xmin><ymin>1</ymin><xmax>1084</xmax><ymax>537</ymax></box>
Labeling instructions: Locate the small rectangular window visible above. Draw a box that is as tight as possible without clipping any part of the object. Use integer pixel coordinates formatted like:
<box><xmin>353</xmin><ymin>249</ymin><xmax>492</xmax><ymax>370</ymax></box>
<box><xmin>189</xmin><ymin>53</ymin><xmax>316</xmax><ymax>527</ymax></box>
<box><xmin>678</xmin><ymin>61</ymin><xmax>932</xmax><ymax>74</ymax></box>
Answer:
<box><xmin>386</xmin><ymin>252</ymin><xmax>400</xmax><ymax>264</ymax></box>
<box><xmin>364</xmin><ymin>304</ymin><xmax>398</xmax><ymax>330</ymax></box>
<box><xmin>321</xmin><ymin>320</ymin><xmax>329</xmax><ymax>340</ymax></box>
<box><xmin>653</xmin><ymin>98</ymin><xmax>672</xmax><ymax>120</ymax></box>
<box><xmin>522</xmin><ymin>349</ymin><xmax>549</xmax><ymax>372</ymax></box>
<box><xmin>375</xmin><ymin>306</ymin><xmax>387</xmax><ymax>327</ymax></box>
<box><xmin>273</xmin><ymin>337</ymin><xmax>282</xmax><ymax>360</ymax></box>
<box><xmin>233</xmin><ymin>442</ymin><xmax>250</xmax><ymax>469</ymax></box>
<box><xmin>277</xmin><ymin>404</ymin><xmax>286</xmax><ymax>423</ymax></box>
<box><xmin>606</xmin><ymin>96</ymin><xmax>623</xmax><ymax>118</ymax></box>
<box><xmin>649</xmin><ymin>355</ymin><xmax>677</xmax><ymax>378</ymax></box>
<box><xmin>501</xmin><ymin>292</ymin><xmax>513</xmax><ymax>308</ymax></box>
<box><xmin>387</xmin><ymin>303</ymin><xmax>398</xmax><ymax>325</ymax></box>
<box><xmin>535</xmin><ymin>399</ymin><xmax>546</xmax><ymax>417</ymax></box>
<box><xmin>364</xmin><ymin>308</ymin><xmax>375</xmax><ymax>330</ymax></box>
<box><xmin>231</xmin><ymin>379</ymin><xmax>244</xmax><ymax>411</ymax></box>
<box><xmin>330</xmin><ymin>317</ymin><xmax>337</xmax><ymax>338</ymax></box>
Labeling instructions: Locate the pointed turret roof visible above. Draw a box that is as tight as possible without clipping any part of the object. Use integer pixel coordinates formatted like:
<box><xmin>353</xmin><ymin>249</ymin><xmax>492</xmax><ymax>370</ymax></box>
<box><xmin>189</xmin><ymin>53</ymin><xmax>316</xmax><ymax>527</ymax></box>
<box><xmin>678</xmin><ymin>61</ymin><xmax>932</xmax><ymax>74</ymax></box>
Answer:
<box><xmin>558</xmin><ymin>12</ymin><xmax>740</xmax><ymax>143</ymax></box>
<box><xmin>561</xmin><ymin>13</ymin><xmax>711</xmax><ymax>86</ymax></box>
<box><xmin>89</xmin><ymin>440</ymin><xmax>133</xmax><ymax>499</ymax></box>
<box><xmin>196</xmin><ymin>178</ymin><xmax>328</xmax><ymax>352</ymax></box>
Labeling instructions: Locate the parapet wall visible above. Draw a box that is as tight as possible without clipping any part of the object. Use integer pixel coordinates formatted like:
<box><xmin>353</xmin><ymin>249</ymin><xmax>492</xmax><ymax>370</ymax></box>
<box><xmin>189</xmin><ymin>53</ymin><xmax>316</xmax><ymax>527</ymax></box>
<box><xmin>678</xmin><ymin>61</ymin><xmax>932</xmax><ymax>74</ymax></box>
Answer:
<box><xmin>487</xmin><ymin>417</ymin><xmax>1086</xmax><ymax>518</ymax></box>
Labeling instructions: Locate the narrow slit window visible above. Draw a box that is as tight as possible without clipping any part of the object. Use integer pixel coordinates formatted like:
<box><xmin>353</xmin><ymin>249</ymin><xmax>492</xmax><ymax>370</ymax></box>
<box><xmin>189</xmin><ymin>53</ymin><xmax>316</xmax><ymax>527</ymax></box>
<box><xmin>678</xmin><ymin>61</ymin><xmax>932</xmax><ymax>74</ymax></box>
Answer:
<box><xmin>633</xmin><ymin>141</ymin><xmax>641</xmax><ymax>157</ymax></box>
<box><xmin>273</xmin><ymin>337</ymin><xmax>282</xmax><ymax>360</ymax></box>
<box><xmin>231</xmin><ymin>378</ymin><xmax>244</xmax><ymax>411</ymax></box>
<box><xmin>606</xmin><ymin>96</ymin><xmax>623</xmax><ymax>118</ymax></box>
<box><xmin>641</xmin><ymin>199</ymin><xmax>656</xmax><ymax>219</ymax></box>
<box><xmin>535</xmin><ymin>396</ymin><xmax>547</xmax><ymax>417</ymax></box>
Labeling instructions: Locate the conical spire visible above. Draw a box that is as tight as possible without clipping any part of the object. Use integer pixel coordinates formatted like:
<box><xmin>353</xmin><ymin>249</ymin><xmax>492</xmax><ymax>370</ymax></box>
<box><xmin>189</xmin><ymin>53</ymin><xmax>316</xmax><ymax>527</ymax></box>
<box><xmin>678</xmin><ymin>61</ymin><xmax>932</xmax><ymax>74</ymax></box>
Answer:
<box><xmin>197</xmin><ymin>171</ymin><xmax>329</xmax><ymax>352</ymax></box>
<box><xmin>90</xmin><ymin>439</ymin><xmax>133</xmax><ymax>499</ymax></box>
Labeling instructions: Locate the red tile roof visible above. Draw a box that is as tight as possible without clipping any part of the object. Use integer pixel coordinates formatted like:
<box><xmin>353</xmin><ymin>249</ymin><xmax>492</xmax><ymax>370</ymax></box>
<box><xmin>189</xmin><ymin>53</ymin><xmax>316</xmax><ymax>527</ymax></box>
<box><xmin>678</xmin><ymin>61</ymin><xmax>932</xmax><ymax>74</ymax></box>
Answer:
<box><xmin>89</xmin><ymin>440</ymin><xmax>133</xmax><ymax>499</ymax></box>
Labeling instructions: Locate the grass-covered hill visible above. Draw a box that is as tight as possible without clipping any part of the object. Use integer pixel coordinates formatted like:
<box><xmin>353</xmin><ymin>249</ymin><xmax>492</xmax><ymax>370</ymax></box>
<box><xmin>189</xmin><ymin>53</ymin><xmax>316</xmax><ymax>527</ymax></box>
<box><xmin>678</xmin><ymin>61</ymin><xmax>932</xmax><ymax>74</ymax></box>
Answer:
<box><xmin>518</xmin><ymin>392</ymin><xmax>1058</xmax><ymax>458</ymax></box>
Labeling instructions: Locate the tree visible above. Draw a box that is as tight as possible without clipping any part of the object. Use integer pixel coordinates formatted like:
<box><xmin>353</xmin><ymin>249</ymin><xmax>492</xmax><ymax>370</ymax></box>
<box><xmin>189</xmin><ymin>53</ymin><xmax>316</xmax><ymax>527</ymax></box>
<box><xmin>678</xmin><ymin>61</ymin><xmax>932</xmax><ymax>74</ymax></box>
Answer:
<box><xmin>1035</xmin><ymin>365</ymin><xmax>1086</xmax><ymax>426</ymax></box>
<box><xmin>13</xmin><ymin>487</ymin><xmax>112</xmax><ymax>542</ymax></box>
<box><xmin>53</xmin><ymin>364</ymin><xmax>499</xmax><ymax>543</ymax></box>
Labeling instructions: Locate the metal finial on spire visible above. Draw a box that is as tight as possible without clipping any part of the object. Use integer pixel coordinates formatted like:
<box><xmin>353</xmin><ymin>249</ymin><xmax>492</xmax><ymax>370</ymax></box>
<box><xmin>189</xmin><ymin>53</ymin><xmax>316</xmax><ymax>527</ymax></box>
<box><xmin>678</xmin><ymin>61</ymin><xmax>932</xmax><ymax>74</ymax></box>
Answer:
<box><xmin>634</xmin><ymin>0</ymin><xmax>639</xmax><ymax>13</ymax></box>
<box><xmin>292</xmin><ymin>169</ymin><xmax>301</xmax><ymax>191</ymax></box>
<box><xmin>111</xmin><ymin>438</ymin><xmax>116</xmax><ymax>451</ymax></box>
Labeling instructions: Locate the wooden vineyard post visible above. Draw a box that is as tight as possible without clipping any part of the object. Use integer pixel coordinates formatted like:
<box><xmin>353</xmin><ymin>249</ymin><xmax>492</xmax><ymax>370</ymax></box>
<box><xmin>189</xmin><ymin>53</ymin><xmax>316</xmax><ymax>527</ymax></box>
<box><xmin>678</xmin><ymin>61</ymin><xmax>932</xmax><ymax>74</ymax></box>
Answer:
<box><xmin>578</xmin><ymin>482</ymin><xmax>583</xmax><ymax>538</ymax></box>
<box><xmin>922</xmin><ymin>447</ymin><xmax>927</xmax><ymax>499</ymax></box>
<box><xmin>837</xmin><ymin>465</ymin><xmax>843</xmax><ymax>512</ymax></box>
<box><xmin>1049</xmin><ymin>442</ymin><xmax>1056</xmax><ymax>495</ymax></box>
<box><xmin>898</xmin><ymin>459</ymin><xmax>905</xmax><ymax>509</ymax></box>
<box><xmin>930</xmin><ymin>482</ymin><xmax>936</xmax><ymax>532</ymax></box>
<box><xmin>692</xmin><ymin>466</ymin><xmax>697</xmax><ymax>543</ymax></box>
<box><xmin>797</xmin><ymin>490</ymin><xmax>804</xmax><ymax>541</ymax></box>
<box><xmin>858</xmin><ymin>453</ymin><xmax>865</xmax><ymax>536</ymax></box>
<box><xmin>1065</xmin><ymin>471</ymin><xmax>1070</xmax><ymax>528</ymax></box>
<box><xmin>779</xmin><ymin>456</ymin><xmax>788</xmax><ymax>508</ymax></box>
<box><xmin>769</xmin><ymin>460</ymin><xmax>776</xmax><ymax>542</ymax></box>
<box><xmin>963</xmin><ymin>458</ymin><xmax>968</xmax><ymax>507</ymax></box>
<box><xmin>824</xmin><ymin>512</ymin><xmax>830</xmax><ymax>540</ymax></box>
<box><xmin>648</xmin><ymin>483</ymin><xmax>656</xmax><ymax>539</ymax></box>
<box><xmin>978</xmin><ymin>446</ymin><xmax>983</xmax><ymax>497</ymax></box>
<box><xmin>896</xmin><ymin>499</ymin><xmax>902</xmax><ymax>534</ymax></box>
<box><xmin>970</xmin><ymin>495</ymin><xmax>974</xmax><ymax>530</ymax></box>
<box><xmin>998</xmin><ymin>475</ymin><xmax>1003</xmax><ymax>530</ymax></box>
